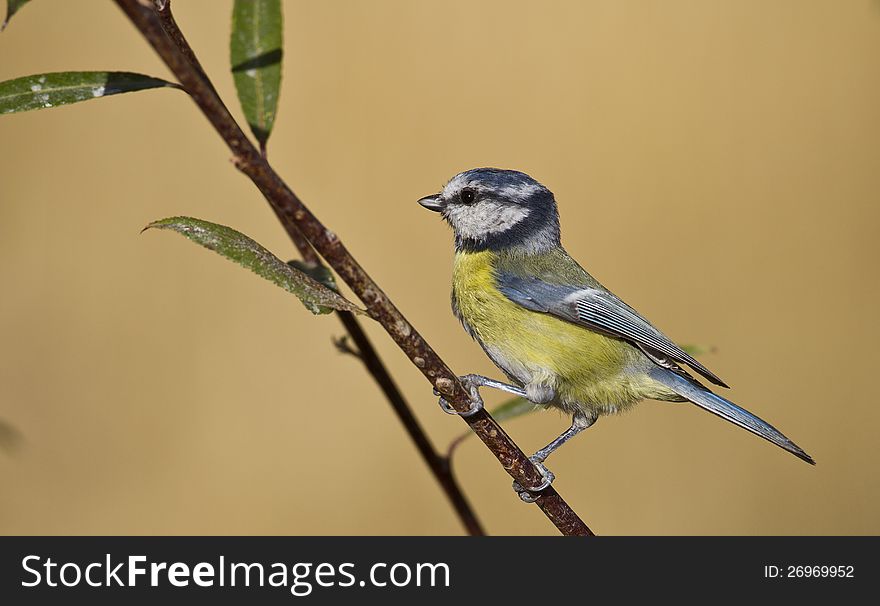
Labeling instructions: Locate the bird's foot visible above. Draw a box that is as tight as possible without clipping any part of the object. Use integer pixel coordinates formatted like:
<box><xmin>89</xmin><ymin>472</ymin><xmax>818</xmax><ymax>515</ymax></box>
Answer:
<box><xmin>512</xmin><ymin>456</ymin><xmax>555</xmax><ymax>503</ymax></box>
<box><xmin>435</xmin><ymin>375</ymin><xmax>485</xmax><ymax>417</ymax></box>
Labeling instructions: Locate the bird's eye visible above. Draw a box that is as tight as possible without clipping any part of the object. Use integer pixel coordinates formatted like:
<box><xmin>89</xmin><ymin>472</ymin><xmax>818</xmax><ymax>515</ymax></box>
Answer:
<box><xmin>460</xmin><ymin>188</ymin><xmax>476</xmax><ymax>204</ymax></box>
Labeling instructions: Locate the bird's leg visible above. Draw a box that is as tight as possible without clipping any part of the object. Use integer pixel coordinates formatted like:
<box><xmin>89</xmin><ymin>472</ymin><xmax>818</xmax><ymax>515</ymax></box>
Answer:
<box><xmin>460</xmin><ymin>374</ymin><xmax>527</xmax><ymax>398</ymax></box>
<box><xmin>513</xmin><ymin>410</ymin><xmax>597</xmax><ymax>503</ymax></box>
<box><xmin>532</xmin><ymin>410</ymin><xmax>597</xmax><ymax>464</ymax></box>
<box><xmin>436</xmin><ymin>374</ymin><xmax>526</xmax><ymax>417</ymax></box>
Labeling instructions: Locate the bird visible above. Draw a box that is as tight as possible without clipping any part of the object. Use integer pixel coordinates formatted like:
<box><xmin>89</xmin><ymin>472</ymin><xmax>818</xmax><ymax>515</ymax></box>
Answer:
<box><xmin>418</xmin><ymin>168</ymin><xmax>813</xmax><ymax>500</ymax></box>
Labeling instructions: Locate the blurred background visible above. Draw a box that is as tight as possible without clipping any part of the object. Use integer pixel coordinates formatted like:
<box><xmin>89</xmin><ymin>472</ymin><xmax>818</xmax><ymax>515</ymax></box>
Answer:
<box><xmin>1</xmin><ymin>1</ymin><xmax>878</xmax><ymax>535</ymax></box>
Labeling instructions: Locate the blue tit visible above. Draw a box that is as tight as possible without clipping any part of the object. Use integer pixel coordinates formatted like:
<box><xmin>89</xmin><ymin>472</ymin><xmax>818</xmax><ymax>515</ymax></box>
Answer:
<box><xmin>418</xmin><ymin>168</ymin><xmax>813</xmax><ymax>495</ymax></box>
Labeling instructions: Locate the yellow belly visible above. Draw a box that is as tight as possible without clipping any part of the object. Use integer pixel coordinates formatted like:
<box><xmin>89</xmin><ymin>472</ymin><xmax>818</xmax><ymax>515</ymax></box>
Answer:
<box><xmin>452</xmin><ymin>251</ymin><xmax>659</xmax><ymax>414</ymax></box>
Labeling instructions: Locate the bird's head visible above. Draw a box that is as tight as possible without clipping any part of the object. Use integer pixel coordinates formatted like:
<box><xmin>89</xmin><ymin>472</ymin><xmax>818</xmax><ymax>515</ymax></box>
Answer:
<box><xmin>418</xmin><ymin>168</ymin><xmax>560</xmax><ymax>253</ymax></box>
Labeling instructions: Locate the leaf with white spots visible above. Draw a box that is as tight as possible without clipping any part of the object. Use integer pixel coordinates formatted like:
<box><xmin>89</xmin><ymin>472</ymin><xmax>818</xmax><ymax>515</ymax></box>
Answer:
<box><xmin>2</xmin><ymin>0</ymin><xmax>31</xmax><ymax>30</ymax></box>
<box><xmin>288</xmin><ymin>260</ymin><xmax>341</xmax><ymax>294</ymax></box>
<box><xmin>144</xmin><ymin>217</ymin><xmax>363</xmax><ymax>316</ymax></box>
<box><xmin>0</xmin><ymin>72</ymin><xmax>180</xmax><ymax>115</ymax></box>
<box><xmin>230</xmin><ymin>0</ymin><xmax>282</xmax><ymax>153</ymax></box>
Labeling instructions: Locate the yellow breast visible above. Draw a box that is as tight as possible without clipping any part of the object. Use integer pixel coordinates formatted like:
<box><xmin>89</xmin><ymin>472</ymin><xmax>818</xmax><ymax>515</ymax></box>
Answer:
<box><xmin>452</xmin><ymin>250</ymin><xmax>652</xmax><ymax>412</ymax></box>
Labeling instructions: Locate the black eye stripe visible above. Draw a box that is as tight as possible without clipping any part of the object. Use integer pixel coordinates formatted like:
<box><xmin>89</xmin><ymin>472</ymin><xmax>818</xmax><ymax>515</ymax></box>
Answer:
<box><xmin>460</xmin><ymin>188</ymin><xmax>476</xmax><ymax>204</ymax></box>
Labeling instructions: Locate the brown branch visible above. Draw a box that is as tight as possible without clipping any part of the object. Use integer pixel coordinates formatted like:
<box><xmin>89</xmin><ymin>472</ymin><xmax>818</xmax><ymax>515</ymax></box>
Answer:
<box><xmin>151</xmin><ymin>0</ymin><xmax>485</xmax><ymax>536</ymax></box>
<box><xmin>334</xmin><ymin>311</ymin><xmax>485</xmax><ymax>536</ymax></box>
<box><xmin>153</xmin><ymin>1</ymin><xmax>210</xmax><ymax>92</ymax></box>
<box><xmin>116</xmin><ymin>0</ymin><xmax>592</xmax><ymax>536</ymax></box>
<box><xmin>155</xmin><ymin>0</ymin><xmax>319</xmax><ymax>264</ymax></box>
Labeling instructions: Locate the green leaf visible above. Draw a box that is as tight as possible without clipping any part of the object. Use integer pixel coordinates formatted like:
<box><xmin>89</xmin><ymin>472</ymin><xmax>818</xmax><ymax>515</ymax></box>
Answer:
<box><xmin>3</xmin><ymin>0</ymin><xmax>31</xmax><ymax>30</ymax></box>
<box><xmin>448</xmin><ymin>396</ymin><xmax>538</xmax><ymax>456</ymax></box>
<box><xmin>681</xmin><ymin>343</ymin><xmax>712</xmax><ymax>356</ymax></box>
<box><xmin>288</xmin><ymin>260</ymin><xmax>338</xmax><ymax>291</ymax></box>
<box><xmin>287</xmin><ymin>260</ymin><xmax>344</xmax><ymax>314</ymax></box>
<box><xmin>231</xmin><ymin>0</ymin><xmax>282</xmax><ymax>152</ymax></box>
<box><xmin>144</xmin><ymin>217</ymin><xmax>363</xmax><ymax>316</ymax></box>
<box><xmin>490</xmin><ymin>396</ymin><xmax>538</xmax><ymax>423</ymax></box>
<box><xmin>0</xmin><ymin>72</ymin><xmax>179</xmax><ymax>115</ymax></box>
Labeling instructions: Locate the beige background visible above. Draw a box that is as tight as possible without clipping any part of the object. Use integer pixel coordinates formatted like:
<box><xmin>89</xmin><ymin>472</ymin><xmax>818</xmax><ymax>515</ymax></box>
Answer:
<box><xmin>1</xmin><ymin>1</ymin><xmax>878</xmax><ymax>535</ymax></box>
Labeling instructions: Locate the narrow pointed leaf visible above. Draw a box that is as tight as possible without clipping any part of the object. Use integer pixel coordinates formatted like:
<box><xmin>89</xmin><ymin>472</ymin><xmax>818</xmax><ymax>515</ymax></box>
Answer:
<box><xmin>490</xmin><ymin>396</ymin><xmax>539</xmax><ymax>423</ymax></box>
<box><xmin>3</xmin><ymin>0</ymin><xmax>31</xmax><ymax>30</ymax></box>
<box><xmin>448</xmin><ymin>396</ymin><xmax>538</xmax><ymax>455</ymax></box>
<box><xmin>144</xmin><ymin>217</ymin><xmax>363</xmax><ymax>316</ymax></box>
<box><xmin>0</xmin><ymin>72</ymin><xmax>179</xmax><ymax>115</ymax></box>
<box><xmin>287</xmin><ymin>260</ymin><xmax>343</xmax><ymax>314</ymax></box>
<box><xmin>681</xmin><ymin>343</ymin><xmax>712</xmax><ymax>356</ymax></box>
<box><xmin>231</xmin><ymin>0</ymin><xmax>282</xmax><ymax>151</ymax></box>
<box><xmin>288</xmin><ymin>260</ymin><xmax>340</xmax><ymax>292</ymax></box>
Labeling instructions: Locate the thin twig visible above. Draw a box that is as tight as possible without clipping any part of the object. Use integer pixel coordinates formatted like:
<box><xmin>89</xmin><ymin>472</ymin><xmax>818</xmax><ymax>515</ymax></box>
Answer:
<box><xmin>335</xmin><ymin>311</ymin><xmax>485</xmax><ymax>536</ymax></box>
<box><xmin>446</xmin><ymin>431</ymin><xmax>471</xmax><ymax>462</ymax></box>
<box><xmin>117</xmin><ymin>0</ymin><xmax>592</xmax><ymax>536</ymax></box>
<box><xmin>154</xmin><ymin>0</ymin><xmax>485</xmax><ymax>536</ymax></box>
<box><xmin>156</xmin><ymin>0</ymin><xmax>319</xmax><ymax>263</ymax></box>
<box><xmin>332</xmin><ymin>335</ymin><xmax>361</xmax><ymax>359</ymax></box>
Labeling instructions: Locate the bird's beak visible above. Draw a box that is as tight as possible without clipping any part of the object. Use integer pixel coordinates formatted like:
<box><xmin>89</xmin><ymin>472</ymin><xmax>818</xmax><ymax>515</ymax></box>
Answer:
<box><xmin>417</xmin><ymin>194</ymin><xmax>445</xmax><ymax>212</ymax></box>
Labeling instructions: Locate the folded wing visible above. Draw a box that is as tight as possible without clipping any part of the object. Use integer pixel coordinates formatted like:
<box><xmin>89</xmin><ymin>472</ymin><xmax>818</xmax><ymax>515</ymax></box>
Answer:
<box><xmin>497</xmin><ymin>273</ymin><xmax>728</xmax><ymax>388</ymax></box>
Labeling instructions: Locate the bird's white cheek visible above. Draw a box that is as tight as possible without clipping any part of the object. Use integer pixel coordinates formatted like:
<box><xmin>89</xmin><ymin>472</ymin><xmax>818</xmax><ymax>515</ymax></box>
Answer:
<box><xmin>449</xmin><ymin>201</ymin><xmax>531</xmax><ymax>241</ymax></box>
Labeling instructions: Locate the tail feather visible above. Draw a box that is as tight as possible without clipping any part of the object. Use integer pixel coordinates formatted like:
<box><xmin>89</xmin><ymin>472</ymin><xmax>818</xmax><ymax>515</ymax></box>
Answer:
<box><xmin>649</xmin><ymin>367</ymin><xmax>814</xmax><ymax>465</ymax></box>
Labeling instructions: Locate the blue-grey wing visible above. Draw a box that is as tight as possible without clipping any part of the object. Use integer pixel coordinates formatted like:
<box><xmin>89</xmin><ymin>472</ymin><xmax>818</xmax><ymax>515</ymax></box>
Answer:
<box><xmin>497</xmin><ymin>273</ymin><xmax>728</xmax><ymax>388</ymax></box>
